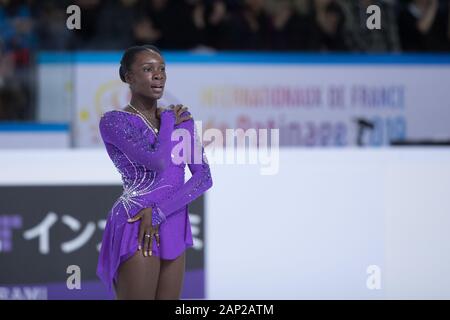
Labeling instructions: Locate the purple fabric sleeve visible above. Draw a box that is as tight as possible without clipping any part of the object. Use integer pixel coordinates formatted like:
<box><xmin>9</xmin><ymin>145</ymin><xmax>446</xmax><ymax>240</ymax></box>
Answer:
<box><xmin>153</xmin><ymin>117</ymin><xmax>213</xmax><ymax>224</ymax></box>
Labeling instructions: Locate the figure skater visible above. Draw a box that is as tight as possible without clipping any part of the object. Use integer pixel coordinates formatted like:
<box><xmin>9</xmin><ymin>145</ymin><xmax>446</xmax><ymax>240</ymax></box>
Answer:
<box><xmin>96</xmin><ymin>45</ymin><xmax>213</xmax><ymax>300</ymax></box>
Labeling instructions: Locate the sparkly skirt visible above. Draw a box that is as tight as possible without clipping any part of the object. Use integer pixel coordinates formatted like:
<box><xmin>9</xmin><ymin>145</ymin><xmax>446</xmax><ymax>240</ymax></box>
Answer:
<box><xmin>96</xmin><ymin>195</ymin><xmax>194</xmax><ymax>297</ymax></box>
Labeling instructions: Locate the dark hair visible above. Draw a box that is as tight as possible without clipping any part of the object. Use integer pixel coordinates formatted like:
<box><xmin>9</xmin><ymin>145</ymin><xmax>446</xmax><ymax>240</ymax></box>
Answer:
<box><xmin>119</xmin><ymin>45</ymin><xmax>162</xmax><ymax>83</ymax></box>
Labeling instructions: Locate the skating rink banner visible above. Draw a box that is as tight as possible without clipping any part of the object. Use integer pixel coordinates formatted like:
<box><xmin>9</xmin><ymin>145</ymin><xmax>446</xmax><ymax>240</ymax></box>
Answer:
<box><xmin>37</xmin><ymin>53</ymin><xmax>450</xmax><ymax>148</ymax></box>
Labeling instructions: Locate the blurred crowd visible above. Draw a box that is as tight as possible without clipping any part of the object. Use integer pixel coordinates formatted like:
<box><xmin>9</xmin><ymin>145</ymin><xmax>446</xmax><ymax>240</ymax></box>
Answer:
<box><xmin>0</xmin><ymin>0</ymin><xmax>450</xmax><ymax>120</ymax></box>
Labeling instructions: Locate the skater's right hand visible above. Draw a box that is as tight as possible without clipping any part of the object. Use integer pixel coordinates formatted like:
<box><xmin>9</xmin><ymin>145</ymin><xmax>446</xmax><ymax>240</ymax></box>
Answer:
<box><xmin>128</xmin><ymin>208</ymin><xmax>160</xmax><ymax>257</ymax></box>
<box><xmin>158</xmin><ymin>104</ymin><xmax>191</xmax><ymax>124</ymax></box>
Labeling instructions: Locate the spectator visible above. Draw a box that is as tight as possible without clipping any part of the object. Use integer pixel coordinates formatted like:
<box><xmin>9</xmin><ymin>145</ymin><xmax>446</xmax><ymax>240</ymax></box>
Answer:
<box><xmin>203</xmin><ymin>0</ymin><xmax>230</xmax><ymax>50</ymax></box>
<box><xmin>141</xmin><ymin>0</ymin><xmax>204</xmax><ymax>50</ymax></box>
<box><xmin>0</xmin><ymin>0</ymin><xmax>37</xmax><ymax>67</ymax></box>
<box><xmin>0</xmin><ymin>0</ymin><xmax>36</xmax><ymax>120</ymax></box>
<box><xmin>0</xmin><ymin>41</ymin><xmax>15</xmax><ymax>86</ymax></box>
<box><xmin>36</xmin><ymin>1</ymin><xmax>72</xmax><ymax>50</ymax></box>
<box><xmin>268</xmin><ymin>0</ymin><xmax>311</xmax><ymax>51</ymax></box>
<box><xmin>398</xmin><ymin>0</ymin><xmax>450</xmax><ymax>51</ymax></box>
<box><xmin>224</xmin><ymin>0</ymin><xmax>272</xmax><ymax>50</ymax></box>
<box><xmin>89</xmin><ymin>0</ymin><xmax>139</xmax><ymax>50</ymax></box>
<box><xmin>132</xmin><ymin>14</ymin><xmax>163</xmax><ymax>47</ymax></box>
<box><xmin>69</xmin><ymin>0</ymin><xmax>102</xmax><ymax>49</ymax></box>
<box><xmin>0</xmin><ymin>83</ymin><xmax>27</xmax><ymax>120</ymax></box>
<box><xmin>306</xmin><ymin>0</ymin><xmax>350</xmax><ymax>52</ymax></box>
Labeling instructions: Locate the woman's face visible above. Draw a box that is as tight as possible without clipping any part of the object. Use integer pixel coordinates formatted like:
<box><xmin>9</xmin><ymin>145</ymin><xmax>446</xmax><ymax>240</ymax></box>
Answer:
<box><xmin>126</xmin><ymin>50</ymin><xmax>166</xmax><ymax>100</ymax></box>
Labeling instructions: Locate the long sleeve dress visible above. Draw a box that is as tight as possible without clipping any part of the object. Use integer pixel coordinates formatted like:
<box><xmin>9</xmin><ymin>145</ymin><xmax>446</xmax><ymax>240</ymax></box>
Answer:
<box><xmin>96</xmin><ymin>108</ymin><xmax>213</xmax><ymax>297</ymax></box>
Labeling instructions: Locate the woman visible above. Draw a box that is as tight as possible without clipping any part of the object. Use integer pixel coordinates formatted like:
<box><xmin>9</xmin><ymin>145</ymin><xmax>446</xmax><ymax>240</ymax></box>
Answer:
<box><xmin>96</xmin><ymin>45</ymin><xmax>213</xmax><ymax>300</ymax></box>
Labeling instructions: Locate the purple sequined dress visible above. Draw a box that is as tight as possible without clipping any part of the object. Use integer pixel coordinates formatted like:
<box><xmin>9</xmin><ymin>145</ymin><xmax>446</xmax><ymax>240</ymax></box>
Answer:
<box><xmin>96</xmin><ymin>109</ymin><xmax>213</xmax><ymax>297</ymax></box>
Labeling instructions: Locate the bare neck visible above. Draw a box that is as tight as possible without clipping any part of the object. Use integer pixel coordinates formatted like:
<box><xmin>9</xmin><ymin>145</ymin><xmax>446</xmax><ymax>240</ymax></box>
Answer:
<box><xmin>129</xmin><ymin>94</ymin><xmax>157</xmax><ymax>118</ymax></box>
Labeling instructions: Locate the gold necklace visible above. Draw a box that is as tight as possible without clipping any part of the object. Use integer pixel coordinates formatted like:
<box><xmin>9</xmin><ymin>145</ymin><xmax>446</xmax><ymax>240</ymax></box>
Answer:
<box><xmin>127</xmin><ymin>103</ymin><xmax>159</xmax><ymax>134</ymax></box>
